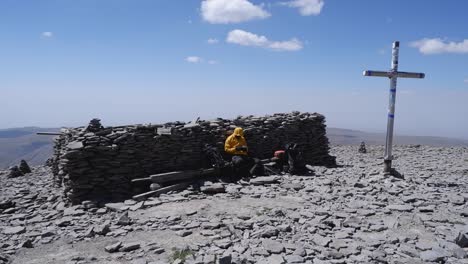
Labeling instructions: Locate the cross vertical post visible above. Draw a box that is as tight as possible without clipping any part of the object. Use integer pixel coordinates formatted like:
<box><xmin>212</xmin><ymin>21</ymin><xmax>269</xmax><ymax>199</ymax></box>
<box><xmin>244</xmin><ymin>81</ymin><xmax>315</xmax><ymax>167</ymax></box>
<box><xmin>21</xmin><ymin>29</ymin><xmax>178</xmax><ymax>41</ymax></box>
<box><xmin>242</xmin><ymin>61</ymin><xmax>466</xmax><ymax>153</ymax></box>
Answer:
<box><xmin>363</xmin><ymin>41</ymin><xmax>425</xmax><ymax>174</ymax></box>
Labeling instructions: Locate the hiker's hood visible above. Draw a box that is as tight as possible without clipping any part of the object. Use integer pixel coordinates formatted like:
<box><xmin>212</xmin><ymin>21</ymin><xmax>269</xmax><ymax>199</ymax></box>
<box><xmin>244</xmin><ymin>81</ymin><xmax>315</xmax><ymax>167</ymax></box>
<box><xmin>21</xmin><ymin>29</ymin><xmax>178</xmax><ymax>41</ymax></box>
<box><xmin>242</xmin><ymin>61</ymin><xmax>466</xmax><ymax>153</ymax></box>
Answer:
<box><xmin>233</xmin><ymin>127</ymin><xmax>244</xmax><ymax>137</ymax></box>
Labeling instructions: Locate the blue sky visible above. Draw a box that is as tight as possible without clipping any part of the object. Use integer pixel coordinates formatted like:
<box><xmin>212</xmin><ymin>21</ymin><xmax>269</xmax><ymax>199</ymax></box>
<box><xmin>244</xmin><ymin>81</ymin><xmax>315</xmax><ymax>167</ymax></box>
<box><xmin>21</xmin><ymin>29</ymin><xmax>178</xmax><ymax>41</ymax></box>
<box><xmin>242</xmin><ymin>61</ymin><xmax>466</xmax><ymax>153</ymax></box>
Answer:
<box><xmin>1</xmin><ymin>0</ymin><xmax>467</xmax><ymax>139</ymax></box>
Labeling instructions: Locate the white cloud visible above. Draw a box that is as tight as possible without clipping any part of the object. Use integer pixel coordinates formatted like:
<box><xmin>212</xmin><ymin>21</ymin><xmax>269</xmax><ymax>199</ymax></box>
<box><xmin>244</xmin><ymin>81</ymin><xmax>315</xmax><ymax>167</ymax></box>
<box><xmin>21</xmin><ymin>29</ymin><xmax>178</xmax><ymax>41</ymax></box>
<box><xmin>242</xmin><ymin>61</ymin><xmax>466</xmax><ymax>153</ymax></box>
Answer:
<box><xmin>185</xmin><ymin>56</ymin><xmax>203</xmax><ymax>63</ymax></box>
<box><xmin>201</xmin><ymin>0</ymin><xmax>270</xmax><ymax>24</ymax></box>
<box><xmin>226</xmin><ymin>29</ymin><xmax>303</xmax><ymax>51</ymax></box>
<box><xmin>207</xmin><ymin>38</ymin><xmax>219</xmax><ymax>44</ymax></box>
<box><xmin>185</xmin><ymin>56</ymin><xmax>219</xmax><ymax>65</ymax></box>
<box><xmin>41</xmin><ymin>32</ymin><xmax>53</xmax><ymax>38</ymax></box>
<box><xmin>464</xmin><ymin>78</ymin><xmax>468</xmax><ymax>84</ymax></box>
<box><xmin>282</xmin><ymin>0</ymin><xmax>324</xmax><ymax>16</ymax></box>
<box><xmin>410</xmin><ymin>38</ymin><xmax>468</xmax><ymax>54</ymax></box>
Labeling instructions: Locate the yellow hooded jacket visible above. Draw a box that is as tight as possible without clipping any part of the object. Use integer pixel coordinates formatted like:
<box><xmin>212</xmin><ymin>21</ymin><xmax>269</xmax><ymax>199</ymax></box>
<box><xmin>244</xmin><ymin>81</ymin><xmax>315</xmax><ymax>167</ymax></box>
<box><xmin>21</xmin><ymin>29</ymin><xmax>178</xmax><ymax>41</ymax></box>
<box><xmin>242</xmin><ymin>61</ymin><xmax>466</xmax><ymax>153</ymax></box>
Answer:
<box><xmin>224</xmin><ymin>127</ymin><xmax>248</xmax><ymax>155</ymax></box>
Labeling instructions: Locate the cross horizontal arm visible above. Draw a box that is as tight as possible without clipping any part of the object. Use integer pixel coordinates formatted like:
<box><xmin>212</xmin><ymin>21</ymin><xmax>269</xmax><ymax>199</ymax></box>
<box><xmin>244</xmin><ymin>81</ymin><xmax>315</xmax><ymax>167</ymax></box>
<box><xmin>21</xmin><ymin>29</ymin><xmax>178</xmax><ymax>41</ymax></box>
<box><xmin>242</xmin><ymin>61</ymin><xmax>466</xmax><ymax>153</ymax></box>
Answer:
<box><xmin>396</xmin><ymin>71</ymin><xmax>425</xmax><ymax>79</ymax></box>
<box><xmin>363</xmin><ymin>70</ymin><xmax>389</xmax><ymax>77</ymax></box>
<box><xmin>363</xmin><ymin>70</ymin><xmax>425</xmax><ymax>79</ymax></box>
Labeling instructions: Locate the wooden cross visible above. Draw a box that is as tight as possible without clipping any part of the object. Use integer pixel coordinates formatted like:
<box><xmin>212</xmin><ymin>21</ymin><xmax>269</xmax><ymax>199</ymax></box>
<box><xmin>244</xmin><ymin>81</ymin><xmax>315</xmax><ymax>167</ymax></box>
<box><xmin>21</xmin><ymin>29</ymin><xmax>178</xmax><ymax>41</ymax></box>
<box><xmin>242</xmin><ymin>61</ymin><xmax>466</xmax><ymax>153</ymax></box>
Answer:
<box><xmin>363</xmin><ymin>41</ymin><xmax>425</xmax><ymax>174</ymax></box>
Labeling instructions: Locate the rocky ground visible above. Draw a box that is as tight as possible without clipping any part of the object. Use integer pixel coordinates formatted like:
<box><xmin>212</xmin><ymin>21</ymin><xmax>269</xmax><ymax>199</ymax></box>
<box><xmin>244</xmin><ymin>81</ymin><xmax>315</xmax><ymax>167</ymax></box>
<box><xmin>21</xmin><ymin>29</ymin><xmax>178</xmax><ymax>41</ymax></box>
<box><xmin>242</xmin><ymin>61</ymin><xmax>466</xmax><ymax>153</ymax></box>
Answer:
<box><xmin>1</xmin><ymin>145</ymin><xmax>467</xmax><ymax>264</ymax></box>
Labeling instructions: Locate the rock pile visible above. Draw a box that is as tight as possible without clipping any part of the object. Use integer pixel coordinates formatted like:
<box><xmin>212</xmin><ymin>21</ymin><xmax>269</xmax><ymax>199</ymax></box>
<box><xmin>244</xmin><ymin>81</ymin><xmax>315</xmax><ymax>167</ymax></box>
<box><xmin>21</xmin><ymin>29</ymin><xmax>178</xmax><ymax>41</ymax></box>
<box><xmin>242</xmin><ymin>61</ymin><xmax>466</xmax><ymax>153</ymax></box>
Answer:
<box><xmin>51</xmin><ymin>112</ymin><xmax>335</xmax><ymax>204</ymax></box>
<box><xmin>86</xmin><ymin>118</ymin><xmax>104</xmax><ymax>132</ymax></box>
<box><xmin>358</xmin><ymin>141</ymin><xmax>367</xmax><ymax>154</ymax></box>
<box><xmin>1</xmin><ymin>145</ymin><xmax>467</xmax><ymax>263</ymax></box>
<box><xmin>7</xmin><ymin>166</ymin><xmax>23</xmax><ymax>178</ymax></box>
<box><xmin>19</xmin><ymin>160</ymin><xmax>31</xmax><ymax>174</ymax></box>
<box><xmin>7</xmin><ymin>160</ymin><xmax>32</xmax><ymax>178</ymax></box>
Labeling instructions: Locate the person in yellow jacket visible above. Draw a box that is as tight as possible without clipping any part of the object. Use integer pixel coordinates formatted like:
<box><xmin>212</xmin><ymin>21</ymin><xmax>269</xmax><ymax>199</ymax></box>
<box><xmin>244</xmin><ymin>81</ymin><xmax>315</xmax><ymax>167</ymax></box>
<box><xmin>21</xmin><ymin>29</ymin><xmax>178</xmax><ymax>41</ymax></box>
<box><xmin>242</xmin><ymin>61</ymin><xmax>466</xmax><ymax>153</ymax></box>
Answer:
<box><xmin>224</xmin><ymin>127</ymin><xmax>248</xmax><ymax>156</ymax></box>
<box><xmin>225</xmin><ymin>127</ymin><xmax>263</xmax><ymax>179</ymax></box>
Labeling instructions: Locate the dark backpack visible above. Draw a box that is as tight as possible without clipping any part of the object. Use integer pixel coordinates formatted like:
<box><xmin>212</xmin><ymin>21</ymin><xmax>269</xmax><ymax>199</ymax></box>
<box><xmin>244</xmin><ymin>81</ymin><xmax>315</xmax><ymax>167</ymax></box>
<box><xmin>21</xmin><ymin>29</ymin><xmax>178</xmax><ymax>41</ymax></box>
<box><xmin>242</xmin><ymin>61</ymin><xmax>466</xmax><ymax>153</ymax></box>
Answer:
<box><xmin>203</xmin><ymin>144</ymin><xmax>227</xmax><ymax>169</ymax></box>
<box><xmin>284</xmin><ymin>143</ymin><xmax>307</xmax><ymax>175</ymax></box>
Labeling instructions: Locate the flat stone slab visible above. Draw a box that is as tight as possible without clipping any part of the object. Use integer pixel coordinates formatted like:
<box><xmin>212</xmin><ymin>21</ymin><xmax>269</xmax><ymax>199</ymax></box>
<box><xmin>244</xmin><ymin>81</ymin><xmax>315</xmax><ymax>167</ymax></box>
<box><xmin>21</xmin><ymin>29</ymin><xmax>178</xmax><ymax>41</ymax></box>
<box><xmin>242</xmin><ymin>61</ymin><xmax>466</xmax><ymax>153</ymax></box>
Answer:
<box><xmin>262</xmin><ymin>239</ymin><xmax>285</xmax><ymax>254</ymax></box>
<box><xmin>387</xmin><ymin>204</ymin><xmax>413</xmax><ymax>212</ymax></box>
<box><xmin>3</xmin><ymin>226</ymin><xmax>26</xmax><ymax>235</ymax></box>
<box><xmin>250</xmin><ymin>176</ymin><xmax>281</xmax><ymax>185</ymax></box>
<box><xmin>120</xmin><ymin>242</ymin><xmax>140</xmax><ymax>252</ymax></box>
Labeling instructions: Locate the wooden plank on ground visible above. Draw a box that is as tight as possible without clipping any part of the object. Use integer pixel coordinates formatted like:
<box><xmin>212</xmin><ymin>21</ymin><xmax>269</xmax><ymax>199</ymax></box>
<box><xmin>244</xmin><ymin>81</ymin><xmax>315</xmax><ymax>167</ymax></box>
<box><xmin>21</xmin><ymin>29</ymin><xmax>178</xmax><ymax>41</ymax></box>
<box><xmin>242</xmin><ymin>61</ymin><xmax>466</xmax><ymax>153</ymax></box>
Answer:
<box><xmin>132</xmin><ymin>182</ymin><xmax>190</xmax><ymax>201</ymax></box>
<box><xmin>150</xmin><ymin>168</ymin><xmax>216</xmax><ymax>183</ymax></box>
<box><xmin>131</xmin><ymin>177</ymin><xmax>151</xmax><ymax>183</ymax></box>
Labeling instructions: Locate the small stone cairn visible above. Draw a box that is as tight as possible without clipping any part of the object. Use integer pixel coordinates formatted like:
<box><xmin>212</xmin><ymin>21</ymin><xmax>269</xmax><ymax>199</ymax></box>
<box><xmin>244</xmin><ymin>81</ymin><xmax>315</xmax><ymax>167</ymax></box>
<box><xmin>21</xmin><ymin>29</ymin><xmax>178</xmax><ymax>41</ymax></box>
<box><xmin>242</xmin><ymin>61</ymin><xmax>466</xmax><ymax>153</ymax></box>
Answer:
<box><xmin>7</xmin><ymin>166</ymin><xmax>23</xmax><ymax>178</ymax></box>
<box><xmin>19</xmin><ymin>160</ymin><xmax>31</xmax><ymax>174</ymax></box>
<box><xmin>86</xmin><ymin>118</ymin><xmax>104</xmax><ymax>132</ymax></box>
<box><xmin>358</xmin><ymin>141</ymin><xmax>367</xmax><ymax>153</ymax></box>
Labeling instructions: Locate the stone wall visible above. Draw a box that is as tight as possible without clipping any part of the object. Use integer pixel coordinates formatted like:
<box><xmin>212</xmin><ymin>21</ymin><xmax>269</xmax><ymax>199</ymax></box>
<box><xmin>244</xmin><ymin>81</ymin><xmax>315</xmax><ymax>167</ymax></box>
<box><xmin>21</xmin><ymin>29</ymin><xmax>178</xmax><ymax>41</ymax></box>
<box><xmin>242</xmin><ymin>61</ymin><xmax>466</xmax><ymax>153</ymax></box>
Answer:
<box><xmin>52</xmin><ymin>112</ymin><xmax>336</xmax><ymax>204</ymax></box>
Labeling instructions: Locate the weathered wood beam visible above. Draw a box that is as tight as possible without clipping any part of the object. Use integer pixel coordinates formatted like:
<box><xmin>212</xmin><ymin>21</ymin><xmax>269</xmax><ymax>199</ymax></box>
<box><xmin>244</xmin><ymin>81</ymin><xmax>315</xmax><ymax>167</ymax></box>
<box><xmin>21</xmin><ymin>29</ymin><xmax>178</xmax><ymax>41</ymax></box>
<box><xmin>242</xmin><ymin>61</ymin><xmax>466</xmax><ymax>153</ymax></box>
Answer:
<box><xmin>132</xmin><ymin>182</ymin><xmax>190</xmax><ymax>201</ymax></box>
<box><xmin>149</xmin><ymin>168</ymin><xmax>216</xmax><ymax>183</ymax></box>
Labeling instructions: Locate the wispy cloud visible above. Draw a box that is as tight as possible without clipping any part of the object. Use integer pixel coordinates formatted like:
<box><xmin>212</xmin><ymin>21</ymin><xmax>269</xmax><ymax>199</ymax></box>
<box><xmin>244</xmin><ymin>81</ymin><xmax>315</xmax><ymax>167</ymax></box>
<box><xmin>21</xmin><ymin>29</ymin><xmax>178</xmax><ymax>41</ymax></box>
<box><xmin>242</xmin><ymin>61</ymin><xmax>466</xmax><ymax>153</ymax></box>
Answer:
<box><xmin>464</xmin><ymin>78</ymin><xmax>468</xmax><ymax>84</ymax></box>
<box><xmin>226</xmin><ymin>29</ymin><xmax>303</xmax><ymax>51</ymax></box>
<box><xmin>185</xmin><ymin>56</ymin><xmax>203</xmax><ymax>63</ymax></box>
<box><xmin>410</xmin><ymin>38</ymin><xmax>468</xmax><ymax>54</ymax></box>
<box><xmin>41</xmin><ymin>32</ymin><xmax>53</xmax><ymax>38</ymax></box>
<box><xmin>281</xmin><ymin>0</ymin><xmax>324</xmax><ymax>16</ymax></box>
<box><xmin>201</xmin><ymin>0</ymin><xmax>270</xmax><ymax>24</ymax></box>
<box><xmin>185</xmin><ymin>56</ymin><xmax>219</xmax><ymax>65</ymax></box>
<box><xmin>207</xmin><ymin>38</ymin><xmax>219</xmax><ymax>44</ymax></box>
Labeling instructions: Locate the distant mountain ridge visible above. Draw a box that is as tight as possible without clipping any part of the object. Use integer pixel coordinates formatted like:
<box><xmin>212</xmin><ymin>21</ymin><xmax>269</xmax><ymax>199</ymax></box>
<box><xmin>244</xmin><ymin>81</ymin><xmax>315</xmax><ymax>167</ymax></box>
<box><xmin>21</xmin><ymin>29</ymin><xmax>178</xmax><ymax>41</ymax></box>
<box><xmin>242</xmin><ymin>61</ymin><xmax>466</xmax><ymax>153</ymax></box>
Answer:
<box><xmin>0</xmin><ymin>126</ymin><xmax>467</xmax><ymax>169</ymax></box>
<box><xmin>0</xmin><ymin>127</ymin><xmax>59</xmax><ymax>169</ymax></box>
<box><xmin>327</xmin><ymin>128</ymin><xmax>468</xmax><ymax>146</ymax></box>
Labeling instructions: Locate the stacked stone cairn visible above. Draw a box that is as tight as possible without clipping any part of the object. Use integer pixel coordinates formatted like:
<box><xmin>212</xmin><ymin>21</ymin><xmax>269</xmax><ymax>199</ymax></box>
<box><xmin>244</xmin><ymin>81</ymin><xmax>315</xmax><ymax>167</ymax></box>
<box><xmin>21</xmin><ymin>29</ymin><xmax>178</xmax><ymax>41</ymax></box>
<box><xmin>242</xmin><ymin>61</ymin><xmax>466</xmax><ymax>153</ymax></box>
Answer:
<box><xmin>7</xmin><ymin>160</ymin><xmax>32</xmax><ymax>178</ymax></box>
<box><xmin>19</xmin><ymin>160</ymin><xmax>31</xmax><ymax>174</ymax></box>
<box><xmin>358</xmin><ymin>141</ymin><xmax>367</xmax><ymax>153</ymax></box>
<box><xmin>7</xmin><ymin>166</ymin><xmax>23</xmax><ymax>178</ymax></box>
<box><xmin>51</xmin><ymin>112</ymin><xmax>336</xmax><ymax>204</ymax></box>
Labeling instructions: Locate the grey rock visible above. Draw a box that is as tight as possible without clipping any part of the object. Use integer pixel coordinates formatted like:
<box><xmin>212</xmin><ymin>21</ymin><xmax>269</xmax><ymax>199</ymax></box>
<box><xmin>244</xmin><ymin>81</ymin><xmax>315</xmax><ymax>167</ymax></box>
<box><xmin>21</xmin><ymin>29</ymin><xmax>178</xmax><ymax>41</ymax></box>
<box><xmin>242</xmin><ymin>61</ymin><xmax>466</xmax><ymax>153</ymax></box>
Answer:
<box><xmin>175</xmin><ymin>230</ymin><xmax>192</xmax><ymax>237</ymax></box>
<box><xmin>313</xmin><ymin>234</ymin><xmax>332</xmax><ymax>247</ymax></box>
<box><xmin>117</xmin><ymin>212</ymin><xmax>132</xmax><ymax>225</ymax></box>
<box><xmin>19</xmin><ymin>160</ymin><xmax>31</xmax><ymax>174</ymax></box>
<box><xmin>105</xmin><ymin>202</ymin><xmax>128</xmax><ymax>212</ymax></box>
<box><xmin>94</xmin><ymin>221</ymin><xmax>111</xmax><ymax>235</ymax></box>
<box><xmin>259</xmin><ymin>255</ymin><xmax>285</xmax><ymax>264</ymax></box>
<box><xmin>63</xmin><ymin>207</ymin><xmax>85</xmax><ymax>216</ymax></box>
<box><xmin>3</xmin><ymin>226</ymin><xmax>26</xmax><ymax>235</ymax></box>
<box><xmin>250</xmin><ymin>176</ymin><xmax>280</xmax><ymax>185</ymax></box>
<box><xmin>455</xmin><ymin>231</ymin><xmax>468</xmax><ymax>248</ymax></box>
<box><xmin>420</xmin><ymin>249</ymin><xmax>447</xmax><ymax>262</ymax></box>
<box><xmin>260</xmin><ymin>227</ymin><xmax>279</xmax><ymax>238</ymax></box>
<box><xmin>55</xmin><ymin>217</ymin><xmax>72</xmax><ymax>227</ymax></box>
<box><xmin>284</xmin><ymin>255</ymin><xmax>304</xmax><ymax>263</ymax></box>
<box><xmin>218</xmin><ymin>253</ymin><xmax>232</xmax><ymax>264</ymax></box>
<box><xmin>262</xmin><ymin>239</ymin><xmax>285</xmax><ymax>254</ymax></box>
<box><xmin>282</xmin><ymin>183</ymin><xmax>304</xmax><ymax>190</ymax></box>
<box><xmin>18</xmin><ymin>239</ymin><xmax>33</xmax><ymax>248</ymax></box>
<box><xmin>387</xmin><ymin>204</ymin><xmax>413</xmax><ymax>212</ymax></box>
<box><xmin>120</xmin><ymin>242</ymin><xmax>140</xmax><ymax>252</ymax></box>
<box><xmin>67</xmin><ymin>141</ymin><xmax>83</xmax><ymax>150</ymax></box>
<box><xmin>0</xmin><ymin>199</ymin><xmax>15</xmax><ymax>210</ymax></box>
<box><xmin>293</xmin><ymin>246</ymin><xmax>306</xmax><ymax>257</ymax></box>
<box><xmin>418</xmin><ymin>205</ymin><xmax>435</xmax><ymax>212</ymax></box>
<box><xmin>200</xmin><ymin>183</ymin><xmax>225</xmax><ymax>194</ymax></box>
<box><xmin>105</xmin><ymin>242</ymin><xmax>122</xmax><ymax>253</ymax></box>
<box><xmin>203</xmin><ymin>254</ymin><xmax>216</xmax><ymax>263</ymax></box>
<box><xmin>214</xmin><ymin>239</ymin><xmax>232</xmax><ymax>249</ymax></box>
